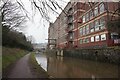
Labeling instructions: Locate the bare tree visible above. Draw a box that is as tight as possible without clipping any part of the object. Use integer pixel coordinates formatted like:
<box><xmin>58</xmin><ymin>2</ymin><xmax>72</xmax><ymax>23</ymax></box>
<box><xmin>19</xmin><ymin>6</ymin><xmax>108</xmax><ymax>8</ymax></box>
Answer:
<box><xmin>27</xmin><ymin>0</ymin><xmax>67</xmax><ymax>22</ymax></box>
<box><xmin>0</xmin><ymin>0</ymin><xmax>27</xmax><ymax>29</ymax></box>
<box><xmin>0</xmin><ymin>0</ymin><xmax>68</xmax><ymax>25</ymax></box>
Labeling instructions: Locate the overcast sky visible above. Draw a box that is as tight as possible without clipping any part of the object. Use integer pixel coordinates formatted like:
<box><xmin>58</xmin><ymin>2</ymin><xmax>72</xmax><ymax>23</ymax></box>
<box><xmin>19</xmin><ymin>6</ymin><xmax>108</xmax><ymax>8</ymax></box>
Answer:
<box><xmin>19</xmin><ymin>0</ymin><xmax>70</xmax><ymax>44</ymax></box>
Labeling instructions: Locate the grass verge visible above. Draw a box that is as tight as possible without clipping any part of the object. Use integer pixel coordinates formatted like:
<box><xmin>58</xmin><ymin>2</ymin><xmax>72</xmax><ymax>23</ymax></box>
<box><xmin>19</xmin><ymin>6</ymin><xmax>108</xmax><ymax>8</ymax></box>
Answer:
<box><xmin>2</xmin><ymin>47</ymin><xmax>28</xmax><ymax>70</ymax></box>
<box><xmin>29</xmin><ymin>52</ymin><xmax>49</xmax><ymax>78</ymax></box>
<box><xmin>0</xmin><ymin>56</ymin><xmax>1</xmax><ymax>71</ymax></box>
<box><xmin>0</xmin><ymin>55</ymin><xmax>2</xmax><ymax>79</ymax></box>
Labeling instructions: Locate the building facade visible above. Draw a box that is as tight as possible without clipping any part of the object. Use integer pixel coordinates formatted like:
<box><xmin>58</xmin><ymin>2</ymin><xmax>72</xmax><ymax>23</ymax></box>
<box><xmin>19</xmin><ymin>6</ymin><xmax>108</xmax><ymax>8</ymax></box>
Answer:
<box><xmin>48</xmin><ymin>3</ymin><xmax>72</xmax><ymax>49</ymax></box>
<box><xmin>48</xmin><ymin>2</ymin><xmax>120</xmax><ymax>49</ymax></box>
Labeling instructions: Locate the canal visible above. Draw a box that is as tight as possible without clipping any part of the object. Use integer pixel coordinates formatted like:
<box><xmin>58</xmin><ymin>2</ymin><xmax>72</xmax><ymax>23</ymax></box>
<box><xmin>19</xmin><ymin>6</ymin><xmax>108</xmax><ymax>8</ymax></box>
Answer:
<box><xmin>35</xmin><ymin>53</ymin><xmax>119</xmax><ymax>78</ymax></box>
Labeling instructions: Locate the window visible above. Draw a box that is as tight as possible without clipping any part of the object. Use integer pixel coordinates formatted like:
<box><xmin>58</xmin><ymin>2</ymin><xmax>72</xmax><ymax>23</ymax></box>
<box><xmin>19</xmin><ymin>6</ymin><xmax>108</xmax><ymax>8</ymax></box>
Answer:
<box><xmin>80</xmin><ymin>39</ymin><xmax>82</xmax><ymax>44</ymax></box>
<box><xmin>111</xmin><ymin>32</ymin><xmax>119</xmax><ymax>39</ymax></box>
<box><xmin>101</xmin><ymin>34</ymin><xmax>106</xmax><ymax>41</ymax></box>
<box><xmin>72</xmin><ymin>33</ymin><xmax>74</xmax><ymax>39</ymax></box>
<box><xmin>95</xmin><ymin>35</ymin><xmax>100</xmax><ymax>41</ymax></box>
<box><xmin>82</xmin><ymin>16</ymin><xmax>85</xmax><ymax>23</ymax></box>
<box><xmin>85</xmin><ymin>13</ymin><xmax>89</xmax><ymax>22</ymax></box>
<box><xmin>99</xmin><ymin>3</ymin><xmax>105</xmax><ymax>14</ymax></box>
<box><xmin>94</xmin><ymin>7</ymin><xmax>98</xmax><ymax>16</ymax></box>
<box><xmin>83</xmin><ymin>26</ymin><xmax>86</xmax><ymax>35</ymax></box>
<box><xmin>95</xmin><ymin>20</ymin><xmax>99</xmax><ymax>31</ymax></box>
<box><xmin>69</xmin><ymin>16</ymin><xmax>73</xmax><ymax>23</ymax></box>
<box><xmin>85</xmin><ymin>38</ymin><xmax>89</xmax><ymax>43</ymax></box>
<box><xmin>68</xmin><ymin>8</ymin><xmax>73</xmax><ymax>14</ymax></box>
<box><xmin>68</xmin><ymin>15</ymin><xmax>73</xmax><ymax>23</ymax></box>
<box><xmin>91</xmin><ymin>36</ymin><xmax>94</xmax><ymax>42</ymax></box>
<box><xmin>89</xmin><ymin>10</ymin><xmax>94</xmax><ymax>19</ymax></box>
<box><xmin>83</xmin><ymin>38</ymin><xmax>89</xmax><ymax>43</ymax></box>
<box><xmin>69</xmin><ymin>24</ymin><xmax>73</xmax><ymax>30</ymax></box>
<box><xmin>70</xmin><ymin>34</ymin><xmax>73</xmax><ymax>39</ymax></box>
<box><xmin>86</xmin><ymin>24</ymin><xmax>89</xmax><ymax>34</ymax></box>
<box><xmin>90</xmin><ymin>22</ymin><xmax>94</xmax><ymax>33</ymax></box>
<box><xmin>83</xmin><ymin>39</ymin><xmax>86</xmax><ymax>43</ymax></box>
<box><xmin>99</xmin><ymin>17</ymin><xmax>105</xmax><ymax>29</ymax></box>
<box><xmin>72</xmin><ymin>42</ymin><xmax>74</xmax><ymax>45</ymax></box>
<box><xmin>80</xmin><ymin>28</ymin><xmax>83</xmax><ymax>36</ymax></box>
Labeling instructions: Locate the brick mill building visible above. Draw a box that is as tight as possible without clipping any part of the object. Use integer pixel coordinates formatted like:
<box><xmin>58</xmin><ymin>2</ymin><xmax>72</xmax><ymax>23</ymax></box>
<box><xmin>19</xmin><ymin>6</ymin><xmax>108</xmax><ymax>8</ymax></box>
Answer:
<box><xmin>48</xmin><ymin>2</ymin><xmax>120</xmax><ymax>49</ymax></box>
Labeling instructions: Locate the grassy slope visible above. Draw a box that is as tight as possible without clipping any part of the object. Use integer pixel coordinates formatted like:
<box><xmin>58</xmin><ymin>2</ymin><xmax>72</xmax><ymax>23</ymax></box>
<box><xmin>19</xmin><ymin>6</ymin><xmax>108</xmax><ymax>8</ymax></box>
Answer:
<box><xmin>0</xmin><ymin>46</ymin><xmax>1</xmax><ymax>79</ymax></box>
<box><xmin>0</xmin><ymin>55</ymin><xmax>1</xmax><ymax>71</ymax></box>
<box><xmin>29</xmin><ymin>52</ymin><xmax>49</xmax><ymax>78</ymax></box>
<box><xmin>2</xmin><ymin>47</ymin><xmax>28</xmax><ymax>70</ymax></box>
<box><xmin>0</xmin><ymin>46</ymin><xmax>1</xmax><ymax>70</ymax></box>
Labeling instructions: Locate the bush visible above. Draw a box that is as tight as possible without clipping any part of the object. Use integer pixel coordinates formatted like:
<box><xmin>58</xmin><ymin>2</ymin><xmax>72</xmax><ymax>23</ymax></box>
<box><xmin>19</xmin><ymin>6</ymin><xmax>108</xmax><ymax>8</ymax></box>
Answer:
<box><xmin>2</xmin><ymin>26</ymin><xmax>33</xmax><ymax>51</ymax></box>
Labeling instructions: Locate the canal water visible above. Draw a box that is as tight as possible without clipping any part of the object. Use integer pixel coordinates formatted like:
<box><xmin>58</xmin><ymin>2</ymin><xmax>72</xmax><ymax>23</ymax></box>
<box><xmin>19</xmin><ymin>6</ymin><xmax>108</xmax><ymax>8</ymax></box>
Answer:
<box><xmin>35</xmin><ymin>53</ymin><xmax>119</xmax><ymax>78</ymax></box>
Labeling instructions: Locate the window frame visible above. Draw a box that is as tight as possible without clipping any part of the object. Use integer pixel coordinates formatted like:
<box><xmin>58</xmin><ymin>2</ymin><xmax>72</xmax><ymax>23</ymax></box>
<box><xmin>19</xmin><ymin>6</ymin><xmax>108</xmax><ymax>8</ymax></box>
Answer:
<box><xmin>80</xmin><ymin>28</ymin><xmax>83</xmax><ymax>36</ymax></box>
<box><xmin>95</xmin><ymin>35</ymin><xmax>100</xmax><ymax>41</ymax></box>
<box><xmin>83</xmin><ymin>26</ymin><xmax>86</xmax><ymax>35</ymax></box>
<box><xmin>101</xmin><ymin>34</ymin><xmax>106</xmax><ymax>41</ymax></box>
<box><xmin>91</xmin><ymin>36</ymin><xmax>94</xmax><ymax>42</ymax></box>
<box><xmin>99</xmin><ymin>17</ymin><xmax>105</xmax><ymax>30</ymax></box>
<box><xmin>99</xmin><ymin>3</ymin><xmax>105</xmax><ymax>14</ymax></box>
<box><xmin>95</xmin><ymin>20</ymin><xmax>100</xmax><ymax>31</ymax></box>
<box><xmin>69</xmin><ymin>33</ymin><xmax>73</xmax><ymax>39</ymax></box>
<box><xmin>94</xmin><ymin>6</ymin><xmax>98</xmax><ymax>16</ymax></box>
<box><xmin>90</xmin><ymin>22</ymin><xmax>94</xmax><ymax>33</ymax></box>
<box><xmin>80</xmin><ymin>39</ymin><xmax>83</xmax><ymax>44</ymax></box>
<box><xmin>85</xmin><ymin>38</ymin><xmax>89</xmax><ymax>43</ymax></box>
<box><xmin>85</xmin><ymin>13</ymin><xmax>89</xmax><ymax>22</ymax></box>
<box><xmin>86</xmin><ymin>24</ymin><xmax>89</xmax><ymax>34</ymax></box>
<box><xmin>89</xmin><ymin>10</ymin><xmax>94</xmax><ymax>19</ymax></box>
<box><xmin>83</xmin><ymin>38</ymin><xmax>85</xmax><ymax>43</ymax></box>
<box><xmin>82</xmin><ymin>15</ymin><xmax>85</xmax><ymax>23</ymax></box>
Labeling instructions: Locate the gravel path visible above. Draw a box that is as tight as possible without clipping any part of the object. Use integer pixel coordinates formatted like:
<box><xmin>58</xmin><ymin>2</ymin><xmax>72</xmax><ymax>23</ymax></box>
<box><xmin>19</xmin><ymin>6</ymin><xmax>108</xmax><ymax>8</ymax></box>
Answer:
<box><xmin>7</xmin><ymin>53</ymin><xmax>37</xmax><ymax>78</ymax></box>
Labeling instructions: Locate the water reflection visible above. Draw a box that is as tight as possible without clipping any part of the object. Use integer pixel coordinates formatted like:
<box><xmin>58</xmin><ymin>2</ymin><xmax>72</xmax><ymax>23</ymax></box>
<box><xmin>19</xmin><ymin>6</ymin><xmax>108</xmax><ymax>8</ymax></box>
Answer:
<box><xmin>35</xmin><ymin>53</ymin><xmax>119</xmax><ymax>78</ymax></box>
<box><xmin>35</xmin><ymin>53</ymin><xmax>47</xmax><ymax>71</ymax></box>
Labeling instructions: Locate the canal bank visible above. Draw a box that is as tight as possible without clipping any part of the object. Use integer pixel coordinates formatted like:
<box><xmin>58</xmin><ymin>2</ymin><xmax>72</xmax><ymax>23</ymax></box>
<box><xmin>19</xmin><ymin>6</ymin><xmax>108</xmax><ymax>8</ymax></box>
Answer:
<box><xmin>29</xmin><ymin>52</ymin><xmax>50</xmax><ymax>78</ymax></box>
<box><xmin>46</xmin><ymin>47</ymin><xmax>120</xmax><ymax>64</ymax></box>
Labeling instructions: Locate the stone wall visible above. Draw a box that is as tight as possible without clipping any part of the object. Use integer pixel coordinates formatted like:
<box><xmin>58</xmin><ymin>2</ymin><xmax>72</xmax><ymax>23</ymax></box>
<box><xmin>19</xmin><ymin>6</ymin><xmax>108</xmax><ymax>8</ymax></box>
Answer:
<box><xmin>45</xmin><ymin>49</ymin><xmax>57</xmax><ymax>56</ymax></box>
<box><xmin>63</xmin><ymin>48</ymin><xmax>120</xmax><ymax>64</ymax></box>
